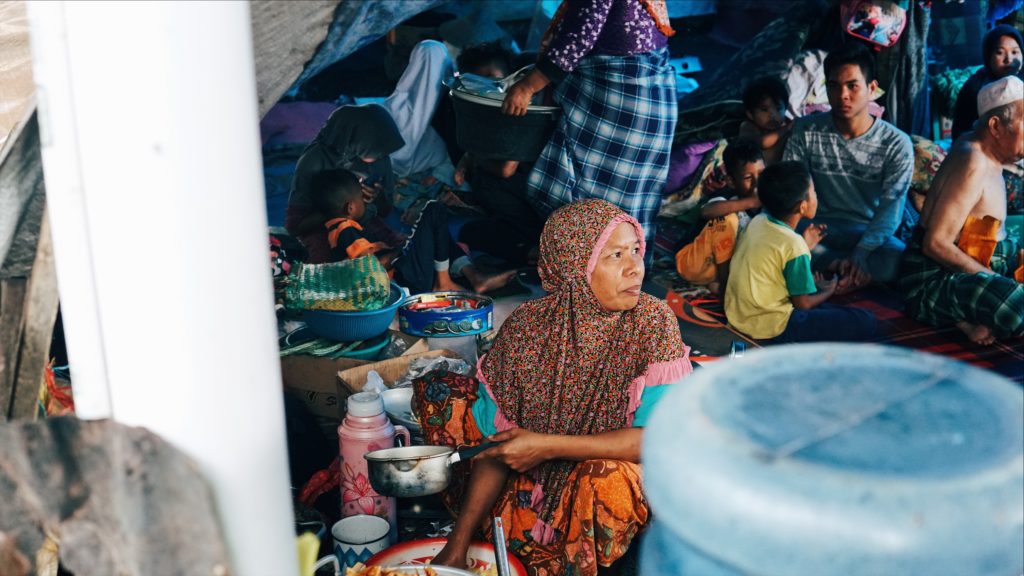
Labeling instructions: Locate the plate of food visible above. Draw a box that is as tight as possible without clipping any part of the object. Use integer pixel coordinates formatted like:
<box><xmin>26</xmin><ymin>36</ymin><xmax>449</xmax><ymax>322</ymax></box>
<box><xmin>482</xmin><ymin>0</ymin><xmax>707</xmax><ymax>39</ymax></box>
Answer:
<box><xmin>345</xmin><ymin>564</ymin><xmax>476</xmax><ymax>575</ymax></box>
<box><xmin>365</xmin><ymin>538</ymin><xmax>526</xmax><ymax>576</ymax></box>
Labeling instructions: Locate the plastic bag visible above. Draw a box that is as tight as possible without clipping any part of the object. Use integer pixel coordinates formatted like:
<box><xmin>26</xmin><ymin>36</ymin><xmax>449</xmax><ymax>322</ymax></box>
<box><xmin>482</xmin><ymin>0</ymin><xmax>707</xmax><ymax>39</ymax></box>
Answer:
<box><xmin>364</xmin><ymin>370</ymin><xmax>387</xmax><ymax>394</ymax></box>
<box><xmin>392</xmin><ymin>356</ymin><xmax>472</xmax><ymax>389</ymax></box>
<box><xmin>378</xmin><ymin>337</ymin><xmax>409</xmax><ymax>360</ymax></box>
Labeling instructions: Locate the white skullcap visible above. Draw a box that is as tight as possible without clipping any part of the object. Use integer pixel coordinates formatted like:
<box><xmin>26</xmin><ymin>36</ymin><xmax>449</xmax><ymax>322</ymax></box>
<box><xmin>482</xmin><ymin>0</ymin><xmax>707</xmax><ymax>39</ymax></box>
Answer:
<box><xmin>977</xmin><ymin>75</ymin><xmax>1023</xmax><ymax>116</ymax></box>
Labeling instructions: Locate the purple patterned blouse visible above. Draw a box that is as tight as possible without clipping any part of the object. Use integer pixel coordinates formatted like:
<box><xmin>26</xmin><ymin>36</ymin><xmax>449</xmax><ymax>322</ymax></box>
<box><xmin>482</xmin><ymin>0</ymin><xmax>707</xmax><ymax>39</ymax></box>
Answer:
<box><xmin>537</xmin><ymin>0</ymin><xmax>669</xmax><ymax>82</ymax></box>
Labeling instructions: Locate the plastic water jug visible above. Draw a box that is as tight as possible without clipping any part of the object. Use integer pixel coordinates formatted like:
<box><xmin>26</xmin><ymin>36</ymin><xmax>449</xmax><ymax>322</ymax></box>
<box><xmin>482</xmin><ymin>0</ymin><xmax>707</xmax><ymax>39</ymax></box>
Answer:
<box><xmin>641</xmin><ymin>343</ymin><xmax>1023</xmax><ymax>575</ymax></box>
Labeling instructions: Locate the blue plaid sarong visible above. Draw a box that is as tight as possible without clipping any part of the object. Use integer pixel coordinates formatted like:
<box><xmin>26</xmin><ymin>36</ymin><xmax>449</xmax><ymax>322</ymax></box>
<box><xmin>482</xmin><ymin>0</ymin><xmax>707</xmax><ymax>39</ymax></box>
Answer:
<box><xmin>527</xmin><ymin>48</ymin><xmax>677</xmax><ymax>262</ymax></box>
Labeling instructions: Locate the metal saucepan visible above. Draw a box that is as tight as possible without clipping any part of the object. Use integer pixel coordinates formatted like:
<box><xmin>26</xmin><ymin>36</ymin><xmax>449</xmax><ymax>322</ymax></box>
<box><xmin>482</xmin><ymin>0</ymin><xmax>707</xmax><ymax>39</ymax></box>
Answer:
<box><xmin>364</xmin><ymin>442</ymin><xmax>499</xmax><ymax>498</ymax></box>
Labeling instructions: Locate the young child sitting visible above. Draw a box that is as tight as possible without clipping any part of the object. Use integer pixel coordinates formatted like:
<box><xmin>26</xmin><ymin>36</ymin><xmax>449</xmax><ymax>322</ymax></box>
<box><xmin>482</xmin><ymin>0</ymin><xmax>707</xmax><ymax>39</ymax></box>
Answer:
<box><xmin>675</xmin><ymin>141</ymin><xmax>765</xmax><ymax>294</ymax></box>
<box><xmin>312</xmin><ymin>169</ymin><xmax>514</xmax><ymax>295</ymax></box>
<box><xmin>724</xmin><ymin>161</ymin><xmax>877</xmax><ymax>343</ymax></box>
<box><xmin>737</xmin><ymin>77</ymin><xmax>792</xmax><ymax>165</ymax></box>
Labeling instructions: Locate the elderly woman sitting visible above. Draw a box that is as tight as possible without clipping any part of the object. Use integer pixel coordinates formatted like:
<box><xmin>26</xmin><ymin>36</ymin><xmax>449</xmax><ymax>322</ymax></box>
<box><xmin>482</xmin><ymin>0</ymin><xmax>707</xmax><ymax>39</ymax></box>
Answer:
<box><xmin>415</xmin><ymin>199</ymin><xmax>692</xmax><ymax>575</ymax></box>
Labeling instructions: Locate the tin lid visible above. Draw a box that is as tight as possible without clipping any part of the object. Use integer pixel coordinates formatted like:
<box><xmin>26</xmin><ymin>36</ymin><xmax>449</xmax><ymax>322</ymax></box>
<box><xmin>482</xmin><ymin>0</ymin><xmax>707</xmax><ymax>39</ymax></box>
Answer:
<box><xmin>643</xmin><ymin>344</ymin><xmax>1024</xmax><ymax>576</ymax></box>
<box><xmin>347</xmin><ymin>391</ymin><xmax>384</xmax><ymax>417</ymax></box>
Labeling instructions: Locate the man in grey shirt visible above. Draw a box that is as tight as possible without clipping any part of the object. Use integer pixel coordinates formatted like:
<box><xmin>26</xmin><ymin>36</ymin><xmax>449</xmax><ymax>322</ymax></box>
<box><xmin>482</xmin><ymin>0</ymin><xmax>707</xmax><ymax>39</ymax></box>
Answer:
<box><xmin>784</xmin><ymin>43</ymin><xmax>914</xmax><ymax>292</ymax></box>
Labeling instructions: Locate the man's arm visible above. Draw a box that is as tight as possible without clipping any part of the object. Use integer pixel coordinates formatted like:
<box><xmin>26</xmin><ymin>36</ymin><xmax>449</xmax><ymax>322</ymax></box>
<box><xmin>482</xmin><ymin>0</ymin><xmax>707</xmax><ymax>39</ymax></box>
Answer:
<box><xmin>854</xmin><ymin>133</ymin><xmax>914</xmax><ymax>259</ymax></box>
<box><xmin>922</xmin><ymin>156</ymin><xmax>991</xmax><ymax>275</ymax></box>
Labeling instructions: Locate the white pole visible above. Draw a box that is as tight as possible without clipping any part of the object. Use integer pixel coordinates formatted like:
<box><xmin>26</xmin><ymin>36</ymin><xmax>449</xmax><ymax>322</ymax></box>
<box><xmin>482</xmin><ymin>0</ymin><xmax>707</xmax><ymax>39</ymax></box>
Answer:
<box><xmin>25</xmin><ymin>2</ymin><xmax>112</xmax><ymax>420</ymax></box>
<box><xmin>27</xmin><ymin>2</ymin><xmax>297</xmax><ymax>575</ymax></box>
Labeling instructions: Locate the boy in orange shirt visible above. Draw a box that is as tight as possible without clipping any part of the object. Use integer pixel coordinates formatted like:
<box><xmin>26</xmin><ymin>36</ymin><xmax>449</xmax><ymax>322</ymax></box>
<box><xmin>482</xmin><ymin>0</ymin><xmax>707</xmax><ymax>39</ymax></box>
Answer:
<box><xmin>675</xmin><ymin>141</ymin><xmax>764</xmax><ymax>294</ymax></box>
<box><xmin>313</xmin><ymin>169</ymin><xmax>512</xmax><ymax>294</ymax></box>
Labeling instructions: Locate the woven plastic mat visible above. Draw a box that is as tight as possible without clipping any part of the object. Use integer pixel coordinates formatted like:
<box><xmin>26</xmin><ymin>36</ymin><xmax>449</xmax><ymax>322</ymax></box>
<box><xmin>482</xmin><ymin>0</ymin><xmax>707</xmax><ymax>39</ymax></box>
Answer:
<box><xmin>284</xmin><ymin>255</ymin><xmax>391</xmax><ymax>311</ymax></box>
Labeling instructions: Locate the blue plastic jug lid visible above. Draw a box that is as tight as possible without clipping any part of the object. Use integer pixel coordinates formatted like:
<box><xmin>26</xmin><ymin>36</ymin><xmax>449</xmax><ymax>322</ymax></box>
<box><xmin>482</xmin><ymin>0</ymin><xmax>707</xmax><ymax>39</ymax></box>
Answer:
<box><xmin>643</xmin><ymin>343</ymin><xmax>1023</xmax><ymax>576</ymax></box>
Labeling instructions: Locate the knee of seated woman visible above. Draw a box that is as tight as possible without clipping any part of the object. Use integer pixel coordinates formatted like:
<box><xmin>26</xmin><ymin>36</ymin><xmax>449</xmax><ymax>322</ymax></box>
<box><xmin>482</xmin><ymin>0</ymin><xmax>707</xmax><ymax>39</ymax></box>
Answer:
<box><xmin>573</xmin><ymin>459</ymin><xmax>641</xmax><ymax>478</ymax></box>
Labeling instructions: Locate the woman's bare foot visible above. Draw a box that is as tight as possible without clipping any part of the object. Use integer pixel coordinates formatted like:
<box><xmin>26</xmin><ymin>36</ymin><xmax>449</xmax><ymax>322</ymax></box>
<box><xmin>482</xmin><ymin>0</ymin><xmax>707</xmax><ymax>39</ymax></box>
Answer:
<box><xmin>463</xmin><ymin>266</ymin><xmax>517</xmax><ymax>294</ymax></box>
<box><xmin>432</xmin><ymin>543</ymin><xmax>471</xmax><ymax>569</ymax></box>
<box><xmin>956</xmin><ymin>321</ymin><xmax>996</xmax><ymax>346</ymax></box>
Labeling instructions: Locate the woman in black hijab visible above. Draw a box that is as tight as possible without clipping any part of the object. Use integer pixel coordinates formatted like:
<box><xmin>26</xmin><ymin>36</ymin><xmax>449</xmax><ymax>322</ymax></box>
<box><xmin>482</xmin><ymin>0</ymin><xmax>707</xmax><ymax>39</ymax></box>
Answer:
<box><xmin>951</xmin><ymin>24</ymin><xmax>1023</xmax><ymax>141</ymax></box>
<box><xmin>285</xmin><ymin>104</ymin><xmax>404</xmax><ymax>262</ymax></box>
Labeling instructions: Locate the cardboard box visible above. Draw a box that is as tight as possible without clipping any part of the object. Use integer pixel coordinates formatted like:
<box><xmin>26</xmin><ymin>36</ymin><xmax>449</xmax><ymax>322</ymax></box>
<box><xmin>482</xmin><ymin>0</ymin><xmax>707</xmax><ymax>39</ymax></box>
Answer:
<box><xmin>337</xmin><ymin>349</ymin><xmax>458</xmax><ymax>396</ymax></box>
<box><xmin>280</xmin><ymin>330</ymin><xmax>429</xmax><ymax>436</ymax></box>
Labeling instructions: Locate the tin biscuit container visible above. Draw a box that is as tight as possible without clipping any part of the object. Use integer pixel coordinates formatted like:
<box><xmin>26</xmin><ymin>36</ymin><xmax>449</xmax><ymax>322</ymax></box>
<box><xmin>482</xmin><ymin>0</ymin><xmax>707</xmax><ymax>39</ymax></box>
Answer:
<box><xmin>398</xmin><ymin>291</ymin><xmax>493</xmax><ymax>338</ymax></box>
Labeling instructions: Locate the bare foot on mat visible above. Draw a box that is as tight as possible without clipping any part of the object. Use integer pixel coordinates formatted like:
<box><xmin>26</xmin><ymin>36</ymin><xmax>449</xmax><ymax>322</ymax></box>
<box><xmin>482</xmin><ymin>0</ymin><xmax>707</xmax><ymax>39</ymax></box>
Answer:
<box><xmin>956</xmin><ymin>321</ymin><xmax>996</xmax><ymax>346</ymax></box>
<box><xmin>464</xmin><ymin>267</ymin><xmax>518</xmax><ymax>294</ymax></box>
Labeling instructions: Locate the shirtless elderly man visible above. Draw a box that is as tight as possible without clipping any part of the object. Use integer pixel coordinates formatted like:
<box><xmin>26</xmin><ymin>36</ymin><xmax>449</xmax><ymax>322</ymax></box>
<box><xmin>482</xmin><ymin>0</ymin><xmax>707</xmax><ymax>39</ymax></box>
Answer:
<box><xmin>899</xmin><ymin>76</ymin><xmax>1024</xmax><ymax>345</ymax></box>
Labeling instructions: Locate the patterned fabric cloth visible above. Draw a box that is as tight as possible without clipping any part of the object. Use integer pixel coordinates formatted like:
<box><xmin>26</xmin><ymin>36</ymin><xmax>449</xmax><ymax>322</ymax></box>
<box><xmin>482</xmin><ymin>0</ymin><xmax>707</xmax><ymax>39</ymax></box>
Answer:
<box><xmin>479</xmin><ymin>199</ymin><xmax>691</xmax><ymax>533</ymax></box>
<box><xmin>872</xmin><ymin>0</ymin><xmax>931</xmax><ymax>135</ymax></box>
<box><xmin>1007</xmin><ymin>168</ymin><xmax>1024</xmax><ymax>216</ymax></box>
<box><xmin>898</xmin><ymin>227</ymin><xmax>1024</xmax><ymax>339</ymax></box>
<box><xmin>537</xmin><ymin>0</ymin><xmax>672</xmax><ymax>83</ymax></box>
<box><xmin>413</xmin><ymin>372</ymin><xmax>649</xmax><ymax>576</ymax></box>
<box><xmin>674</xmin><ymin>197</ymin><xmax>751</xmax><ymax>285</ymax></box>
<box><xmin>908</xmin><ymin>135</ymin><xmax>947</xmax><ymax>213</ymax></box>
<box><xmin>658</xmin><ymin>139</ymin><xmax>729</xmax><ymax>221</ymax></box>
<box><xmin>527</xmin><ymin>49</ymin><xmax>677</xmax><ymax>263</ymax></box>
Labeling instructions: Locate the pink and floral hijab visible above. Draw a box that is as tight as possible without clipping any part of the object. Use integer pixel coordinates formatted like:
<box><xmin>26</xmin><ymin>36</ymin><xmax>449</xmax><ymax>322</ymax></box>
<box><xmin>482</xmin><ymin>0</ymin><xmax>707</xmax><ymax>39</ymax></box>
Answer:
<box><xmin>478</xmin><ymin>199</ymin><xmax>690</xmax><ymax>540</ymax></box>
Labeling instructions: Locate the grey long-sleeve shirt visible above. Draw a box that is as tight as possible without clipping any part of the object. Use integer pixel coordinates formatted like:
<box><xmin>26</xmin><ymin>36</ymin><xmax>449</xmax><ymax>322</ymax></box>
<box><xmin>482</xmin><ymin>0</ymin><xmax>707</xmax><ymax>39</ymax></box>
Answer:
<box><xmin>783</xmin><ymin>112</ymin><xmax>914</xmax><ymax>253</ymax></box>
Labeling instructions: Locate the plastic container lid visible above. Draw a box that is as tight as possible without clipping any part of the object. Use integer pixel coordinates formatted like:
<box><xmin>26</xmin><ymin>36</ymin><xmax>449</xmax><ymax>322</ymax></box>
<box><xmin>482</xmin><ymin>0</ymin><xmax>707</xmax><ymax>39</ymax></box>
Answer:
<box><xmin>643</xmin><ymin>343</ymin><xmax>1024</xmax><ymax>576</ymax></box>
<box><xmin>347</xmin><ymin>392</ymin><xmax>384</xmax><ymax>417</ymax></box>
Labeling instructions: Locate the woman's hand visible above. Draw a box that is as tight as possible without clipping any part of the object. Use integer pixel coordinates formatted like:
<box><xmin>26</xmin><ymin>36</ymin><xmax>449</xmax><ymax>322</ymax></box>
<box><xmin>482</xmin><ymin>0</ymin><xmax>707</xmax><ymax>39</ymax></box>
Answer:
<box><xmin>501</xmin><ymin>81</ymin><xmax>536</xmax><ymax>117</ymax></box>
<box><xmin>500</xmin><ymin>69</ymin><xmax>551</xmax><ymax>117</ymax></box>
<box><xmin>482</xmin><ymin>428</ymin><xmax>555</xmax><ymax>472</ymax></box>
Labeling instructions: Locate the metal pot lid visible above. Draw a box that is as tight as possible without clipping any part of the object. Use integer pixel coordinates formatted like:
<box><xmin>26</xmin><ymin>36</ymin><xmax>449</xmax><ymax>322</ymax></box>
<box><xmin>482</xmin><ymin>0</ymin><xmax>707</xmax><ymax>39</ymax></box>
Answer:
<box><xmin>643</xmin><ymin>343</ymin><xmax>1024</xmax><ymax>576</ymax></box>
<box><xmin>450</xmin><ymin>87</ymin><xmax>559</xmax><ymax>114</ymax></box>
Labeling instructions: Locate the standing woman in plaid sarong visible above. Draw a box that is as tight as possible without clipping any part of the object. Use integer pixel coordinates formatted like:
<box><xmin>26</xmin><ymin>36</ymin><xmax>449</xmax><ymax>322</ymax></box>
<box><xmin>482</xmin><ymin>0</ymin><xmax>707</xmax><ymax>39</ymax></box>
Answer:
<box><xmin>502</xmin><ymin>0</ymin><xmax>677</xmax><ymax>266</ymax></box>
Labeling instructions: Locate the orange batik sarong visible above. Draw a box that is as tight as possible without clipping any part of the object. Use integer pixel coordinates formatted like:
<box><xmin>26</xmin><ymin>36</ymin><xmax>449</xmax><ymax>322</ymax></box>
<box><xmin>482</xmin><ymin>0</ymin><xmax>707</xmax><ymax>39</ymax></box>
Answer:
<box><xmin>414</xmin><ymin>372</ymin><xmax>648</xmax><ymax>576</ymax></box>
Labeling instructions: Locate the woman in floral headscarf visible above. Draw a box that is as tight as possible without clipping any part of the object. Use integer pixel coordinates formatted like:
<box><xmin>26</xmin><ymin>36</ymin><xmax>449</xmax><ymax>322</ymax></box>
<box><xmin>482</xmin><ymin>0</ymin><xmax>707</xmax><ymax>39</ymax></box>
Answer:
<box><xmin>417</xmin><ymin>199</ymin><xmax>691</xmax><ymax>575</ymax></box>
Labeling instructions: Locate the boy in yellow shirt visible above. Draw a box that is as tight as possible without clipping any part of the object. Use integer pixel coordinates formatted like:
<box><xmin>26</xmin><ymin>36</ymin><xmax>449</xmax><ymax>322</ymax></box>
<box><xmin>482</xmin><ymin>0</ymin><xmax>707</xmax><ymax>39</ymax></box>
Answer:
<box><xmin>675</xmin><ymin>141</ymin><xmax>764</xmax><ymax>294</ymax></box>
<box><xmin>725</xmin><ymin>161</ymin><xmax>877</xmax><ymax>342</ymax></box>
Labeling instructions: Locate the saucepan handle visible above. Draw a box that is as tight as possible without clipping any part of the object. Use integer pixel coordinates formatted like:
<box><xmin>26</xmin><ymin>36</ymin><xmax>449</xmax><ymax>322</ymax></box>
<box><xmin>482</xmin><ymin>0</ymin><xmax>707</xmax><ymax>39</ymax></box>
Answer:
<box><xmin>393</xmin><ymin>425</ymin><xmax>411</xmax><ymax>447</ymax></box>
<box><xmin>448</xmin><ymin>441</ymin><xmax>501</xmax><ymax>465</ymax></box>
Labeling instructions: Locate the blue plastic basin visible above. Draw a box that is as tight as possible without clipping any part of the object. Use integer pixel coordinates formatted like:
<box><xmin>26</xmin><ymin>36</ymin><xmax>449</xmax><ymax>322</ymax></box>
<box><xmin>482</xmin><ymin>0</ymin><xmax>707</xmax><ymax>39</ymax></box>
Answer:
<box><xmin>303</xmin><ymin>283</ymin><xmax>406</xmax><ymax>342</ymax></box>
